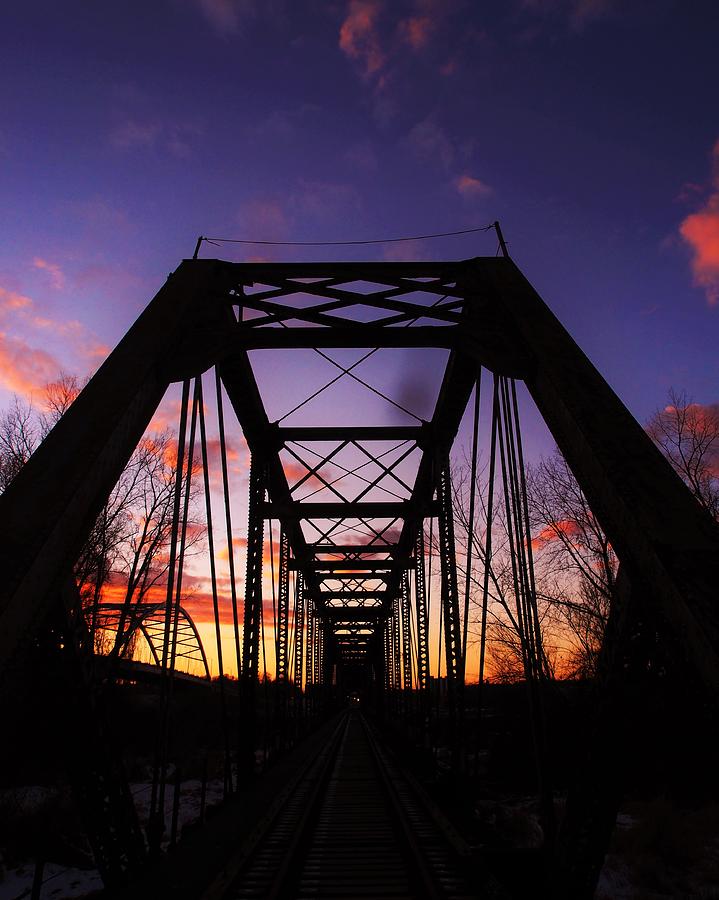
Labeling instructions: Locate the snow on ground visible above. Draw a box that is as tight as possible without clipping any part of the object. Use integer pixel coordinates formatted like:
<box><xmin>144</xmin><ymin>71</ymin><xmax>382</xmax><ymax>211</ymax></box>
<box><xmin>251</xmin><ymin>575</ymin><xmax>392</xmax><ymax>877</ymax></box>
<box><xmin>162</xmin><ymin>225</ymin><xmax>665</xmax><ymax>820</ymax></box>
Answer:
<box><xmin>0</xmin><ymin>862</ymin><xmax>103</xmax><ymax>900</ymax></box>
<box><xmin>1</xmin><ymin>777</ymin><xmax>227</xmax><ymax>899</ymax></box>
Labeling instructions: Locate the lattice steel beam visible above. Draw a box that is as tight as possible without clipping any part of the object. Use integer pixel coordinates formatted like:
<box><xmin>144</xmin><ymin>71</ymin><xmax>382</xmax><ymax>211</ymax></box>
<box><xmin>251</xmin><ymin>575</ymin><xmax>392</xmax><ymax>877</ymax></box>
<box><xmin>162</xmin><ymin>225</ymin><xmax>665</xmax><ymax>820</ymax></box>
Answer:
<box><xmin>276</xmin><ymin>529</ymin><xmax>290</xmax><ymax>684</ymax></box>
<box><xmin>437</xmin><ymin>459</ymin><xmax>463</xmax><ymax>721</ymax></box>
<box><xmin>414</xmin><ymin>527</ymin><xmax>430</xmax><ymax>698</ymax></box>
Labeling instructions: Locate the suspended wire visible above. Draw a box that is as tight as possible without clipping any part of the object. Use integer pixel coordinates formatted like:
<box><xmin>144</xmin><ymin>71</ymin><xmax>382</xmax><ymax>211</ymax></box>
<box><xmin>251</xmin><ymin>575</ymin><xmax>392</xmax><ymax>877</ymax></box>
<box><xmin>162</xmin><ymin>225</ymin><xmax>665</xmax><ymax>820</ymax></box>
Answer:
<box><xmin>197</xmin><ymin>374</ymin><xmax>232</xmax><ymax>797</ymax></box>
<box><xmin>215</xmin><ymin>369</ymin><xmax>243</xmax><ymax>682</ymax></box>
<box><xmin>153</xmin><ymin>378</ymin><xmax>200</xmax><ymax>852</ymax></box>
<box><xmin>510</xmin><ymin>379</ymin><xmax>548</xmax><ymax>679</ymax></box>
<box><xmin>475</xmin><ymin>375</ymin><xmax>499</xmax><ymax>776</ymax></box>
<box><xmin>276</xmin><ymin>292</ymin><xmax>449</xmax><ymax>423</ymax></box>
<box><xmin>461</xmin><ymin>368</ymin><xmax>481</xmax><ymax>679</ymax></box>
<box><xmin>149</xmin><ymin>377</ymin><xmax>190</xmax><ymax>849</ymax></box>
<box><xmin>278</xmin><ymin>348</ymin><xmax>378</xmax><ymax>423</ymax></box>
<box><xmin>197</xmin><ymin>223</ymin><xmax>495</xmax><ymax>251</ymax></box>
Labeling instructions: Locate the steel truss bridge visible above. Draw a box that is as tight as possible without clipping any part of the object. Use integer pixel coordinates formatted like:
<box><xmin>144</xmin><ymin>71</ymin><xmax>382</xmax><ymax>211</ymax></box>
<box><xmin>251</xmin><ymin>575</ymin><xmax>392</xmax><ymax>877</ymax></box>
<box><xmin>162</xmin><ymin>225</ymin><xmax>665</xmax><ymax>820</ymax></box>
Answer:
<box><xmin>1</xmin><ymin>246</ymin><xmax>718</xmax><ymax>898</ymax></box>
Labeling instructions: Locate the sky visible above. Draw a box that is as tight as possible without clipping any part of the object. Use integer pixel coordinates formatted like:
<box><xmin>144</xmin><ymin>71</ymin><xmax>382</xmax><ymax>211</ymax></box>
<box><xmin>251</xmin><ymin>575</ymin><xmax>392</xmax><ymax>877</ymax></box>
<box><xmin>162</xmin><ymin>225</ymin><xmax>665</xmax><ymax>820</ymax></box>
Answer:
<box><xmin>1</xmin><ymin>0</ymin><xmax>718</xmax><ymax>678</ymax></box>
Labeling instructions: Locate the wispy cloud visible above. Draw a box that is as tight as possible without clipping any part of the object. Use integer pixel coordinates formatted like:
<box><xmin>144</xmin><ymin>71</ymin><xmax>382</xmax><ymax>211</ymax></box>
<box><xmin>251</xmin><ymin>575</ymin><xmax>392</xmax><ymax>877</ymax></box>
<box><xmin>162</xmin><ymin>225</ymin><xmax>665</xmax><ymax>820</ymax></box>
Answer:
<box><xmin>236</xmin><ymin>180</ymin><xmax>361</xmax><ymax>247</ymax></box>
<box><xmin>193</xmin><ymin>0</ymin><xmax>275</xmax><ymax>35</ymax></box>
<box><xmin>407</xmin><ymin>114</ymin><xmax>455</xmax><ymax>169</ymax></box>
<box><xmin>520</xmin><ymin>0</ymin><xmax>618</xmax><ymax>31</ymax></box>
<box><xmin>0</xmin><ymin>287</ymin><xmax>32</xmax><ymax>313</ymax></box>
<box><xmin>237</xmin><ymin>197</ymin><xmax>290</xmax><ymax>241</ymax></box>
<box><xmin>247</xmin><ymin>103</ymin><xmax>320</xmax><ymax>141</ymax></box>
<box><xmin>0</xmin><ymin>331</ymin><xmax>63</xmax><ymax>397</ymax></box>
<box><xmin>338</xmin><ymin>0</ymin><xmax>457</xmax><ymax>87</ymax></box>
<box><xmin>32</xmin><ymin>257</ymin><xmax>66</xmax><ymax>290</ymax></box>
<box><xmin>345</xmin><ymin>139</ymin><xmax>379</xmax><ymax>172</ymax></box>
<box><xmin>397</xmin><ymin>14</ymin><xmax>434</xmax><ymax>50</ymax></box>
<box><xmin>339</xmin><ymin>0</ymin><xmax>386</xmax><ymax>80</ymax></box>
<box><xmin>109</xmin><ymin>119</ymin><xmax>162</xmax><ymax>151</ymax></box>
<box><xmin>679</xmin><ymin>138</ymin><xmax>719</xmax><ymax>307</ymax></box>
<box><xmin>0</xmin><ymin>281</ymin><xmax>109</xmax><ymax>397</ymax></box>
<box><xmin>454</xmin><ymin>174</ymin><xmax>492</xmax><ymax>199</ymax></box>
<box><xmin>109</xmin><ymin>118</ymin><xmax>202</xmax><ymax>158</ymax></box>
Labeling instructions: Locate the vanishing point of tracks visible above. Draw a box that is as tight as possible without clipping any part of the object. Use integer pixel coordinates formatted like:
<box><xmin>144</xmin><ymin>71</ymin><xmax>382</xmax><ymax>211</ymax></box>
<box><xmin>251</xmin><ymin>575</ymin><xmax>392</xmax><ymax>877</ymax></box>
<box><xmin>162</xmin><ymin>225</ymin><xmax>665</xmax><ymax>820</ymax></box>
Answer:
<box><xmin>214</xmin><ymin>710</ymin><xmax>482</xmax><ymax>899</ymax></box>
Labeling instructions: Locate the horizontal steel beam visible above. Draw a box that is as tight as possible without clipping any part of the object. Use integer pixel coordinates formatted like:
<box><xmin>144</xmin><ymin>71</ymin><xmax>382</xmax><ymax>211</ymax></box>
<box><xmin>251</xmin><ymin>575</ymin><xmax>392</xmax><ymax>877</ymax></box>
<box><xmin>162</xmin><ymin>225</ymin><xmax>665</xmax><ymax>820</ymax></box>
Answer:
<box><xmin>278</xmin><ymin>425</ymin><xmax>425</xmax><ymax>443</ymax></box>
<box><xmin>239</xmin><ymin>325</ymin><xmax>458</xmax><ymax>350</ymax></box>
<box><xmin>315</xmin><ymin>607</ymin><xmax>388</xmax><ymax>622</ymax></box>
<box><xmin>292</xmin><ymin>560</ymin><xmax>404</xmax><ymax>571</ymax></box>
<box><xmin>262</xmin><ymin>501</ymin><xmax>435</xmax><ymax>519</ymax></box>
<box><xmin>309</xmin><ymin>544</ymin><xmax>399</xmax><ymax>554</ymax></box>
<box><xmin>222</xmin><ymin>260</ymin><xmax>467</xmax><ymax>280</ymax></box>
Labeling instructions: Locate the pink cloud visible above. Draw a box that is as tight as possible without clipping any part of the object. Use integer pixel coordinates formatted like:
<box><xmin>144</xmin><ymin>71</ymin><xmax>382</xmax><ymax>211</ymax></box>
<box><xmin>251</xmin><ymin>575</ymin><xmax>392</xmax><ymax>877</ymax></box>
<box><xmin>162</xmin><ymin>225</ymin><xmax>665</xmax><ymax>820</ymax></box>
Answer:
<box><xmin>0</xmin><ymin>331</ymin><xmax>63</xmax><ymax>397</ymax></box>
<box><xmin>679</xmin><ymin>138</ymin><xmax>719</xmax><ymax>307</ymax></box>
<box><xmin>32</xmin><ymin>257</ymin><xmax>66</xmax><ymax>290</ymax></box>
<box><xmin>455</xmin><ymin>174</ymin><xmax>493</xmax><ymax>199</ymax></box>
<box><xmin>0</xmin><ymin>287</ymin><xmax>32</xmax><ymax>313</ymax></box>
<box><xmin>339</xmin><ymin>0</ymin><xmax>386</xmax><ymax>79</ymax></box>
<box><xmin>531</xmin><ymin>518</ymin><xmax>581</xmax><ymax>551</ymax></box>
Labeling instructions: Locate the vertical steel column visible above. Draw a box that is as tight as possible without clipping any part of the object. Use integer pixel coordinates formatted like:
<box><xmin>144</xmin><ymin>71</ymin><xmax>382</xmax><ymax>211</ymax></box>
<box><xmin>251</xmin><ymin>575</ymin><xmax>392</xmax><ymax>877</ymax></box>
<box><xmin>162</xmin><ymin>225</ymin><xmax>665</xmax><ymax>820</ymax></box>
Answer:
<box><xmin>437</xmin><ymin>459</ymin><xmax>463</xmax><ymax>737</ymax></box>
<box><xmin>320</xmin><ymin>623</ymin><xmax>332</xmax><ymax>707</ymax></box>
<box><xmin>241</xmin><ymin>455</ymin><xmax>266</xmax><ymax>773</ymax></box>
<box><xmin>400</xmin><ymin>572</ymin><xmax>412</xmax><ymax>696</ymax></box>
<box><xmin>313</xmin><ymin>615</ymin><xmax>322</xmax><ymax>689</ymax></box>
<box><xmin>306</xmin><ymin>602</ymin><xmax>315</xmax><ymax>718</ymax></box>
<box><xmin>293</xmin><ymin>573</ymin><xmax>305</xmax><ymax>712</ymax></box>
<box><xmin>392</xmin><ymin>597</ymin><xmax>401</xmax><ymax>715</ymax></box>
<box><xmin>414</xmin><ymin>527</ymin><xmax>430</xmax><ymax>701</ymax></box>
<box><xmin>276</xmin><ymin>530</ymin><xmax>290</xmax><ymax>684</ymax></box>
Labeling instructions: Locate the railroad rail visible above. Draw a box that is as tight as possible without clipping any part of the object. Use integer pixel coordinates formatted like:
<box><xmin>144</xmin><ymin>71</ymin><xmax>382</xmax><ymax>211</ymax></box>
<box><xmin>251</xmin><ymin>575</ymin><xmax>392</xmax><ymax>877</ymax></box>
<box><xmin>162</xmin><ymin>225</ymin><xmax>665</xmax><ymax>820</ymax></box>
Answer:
<box><xmin>206</xmin><ymin>710</ymin><xmax>499</xmax><ymax>899</ymax></box>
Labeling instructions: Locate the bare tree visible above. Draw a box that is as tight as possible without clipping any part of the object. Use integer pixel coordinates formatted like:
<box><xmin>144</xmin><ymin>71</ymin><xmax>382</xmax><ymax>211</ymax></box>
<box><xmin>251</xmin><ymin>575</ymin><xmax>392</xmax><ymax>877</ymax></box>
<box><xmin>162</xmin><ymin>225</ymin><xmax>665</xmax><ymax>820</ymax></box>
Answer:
<box><xmin>647</xmin><ymin>389</ymin><xmax>719</xmax><ymax>521</ymax></box>
<box><xmin>448</xmin><ymin>460</ymin><xmax>558</xmax><ymax>682</ymax></box>
<box><xmin>448</xmin><ymin>444</ymin><xmax>616</xmax><ymax>682</ymax></box>
<box><xmin>0</xmin><ymin>398</ymin><xmax>40</xmax><ymax>491</ymax></box>
<box><xmin>0</xmin><ymin>377</ymin><xmax>201</xmax><ymax>658</ymax></box>
<box><xmin>526</xmin><ymin>452</ymin><xmax>616</xmax><ymax>679</ymax></box>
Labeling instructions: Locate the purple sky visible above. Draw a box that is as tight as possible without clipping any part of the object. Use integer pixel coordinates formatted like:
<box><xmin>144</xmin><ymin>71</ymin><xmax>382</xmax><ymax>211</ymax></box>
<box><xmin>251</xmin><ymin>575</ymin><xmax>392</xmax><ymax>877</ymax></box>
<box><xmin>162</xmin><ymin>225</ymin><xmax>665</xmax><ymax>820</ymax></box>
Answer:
<box><xmin>3</xmin><ymin>0</ymin><xmax>717</xmax><ymax>677</ymax></box>
<box><xmin>1</xmin><ymin>0</ymin><xmax>717</xmax><ymax>421</ymax></box>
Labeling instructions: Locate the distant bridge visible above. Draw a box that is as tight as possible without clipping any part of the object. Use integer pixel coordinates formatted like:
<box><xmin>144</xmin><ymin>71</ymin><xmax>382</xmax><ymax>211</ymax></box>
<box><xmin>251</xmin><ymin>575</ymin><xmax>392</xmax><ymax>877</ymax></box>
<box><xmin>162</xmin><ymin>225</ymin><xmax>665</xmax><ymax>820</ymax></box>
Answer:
<box><xmin>88</xmin><ymin>602</ymin><xmax>211</xmax><ymax>680</ymax></box>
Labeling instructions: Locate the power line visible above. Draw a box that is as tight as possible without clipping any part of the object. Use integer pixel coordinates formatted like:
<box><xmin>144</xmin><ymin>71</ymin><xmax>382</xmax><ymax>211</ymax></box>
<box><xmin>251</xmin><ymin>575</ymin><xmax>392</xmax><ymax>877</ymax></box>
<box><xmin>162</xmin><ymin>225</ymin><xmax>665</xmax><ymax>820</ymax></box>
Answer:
<box><xmin>197</xmin><ymin>223</ymin><xmax>495</xmax><ymax>250</ymax></box>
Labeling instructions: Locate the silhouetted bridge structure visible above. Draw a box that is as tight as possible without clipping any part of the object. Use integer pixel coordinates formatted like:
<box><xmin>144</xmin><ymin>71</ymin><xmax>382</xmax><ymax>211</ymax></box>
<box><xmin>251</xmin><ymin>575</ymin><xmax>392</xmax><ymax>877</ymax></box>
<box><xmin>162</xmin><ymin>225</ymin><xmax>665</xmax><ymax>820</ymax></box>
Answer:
<box><xmin>1</xmin><ymin>239</ymin><xmax>718</xmax><ymax>898</ymax></box>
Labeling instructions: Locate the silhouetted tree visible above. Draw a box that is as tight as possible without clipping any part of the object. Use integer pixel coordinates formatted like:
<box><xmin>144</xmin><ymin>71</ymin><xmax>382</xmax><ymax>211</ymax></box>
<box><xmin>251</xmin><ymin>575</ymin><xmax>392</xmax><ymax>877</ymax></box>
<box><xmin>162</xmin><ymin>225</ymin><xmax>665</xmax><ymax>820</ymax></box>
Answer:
<box><xmin>450</xmin><ymin>445</ymin><xmax>615</xmax><ymax>682</ymax></box>
<box><xmin>0</xmin><ymin>376</ymin><xmax>201</xmax><ymax>656</ymax></box>
<box><xmin>526</xmin><ymin>452</ymin><xmax>616</xmax><ymax>678</ymax></box>
<box><xmin>647</xmin><ymin>388</ymin><xmax>719</xmax><ymax>521</ymax></box>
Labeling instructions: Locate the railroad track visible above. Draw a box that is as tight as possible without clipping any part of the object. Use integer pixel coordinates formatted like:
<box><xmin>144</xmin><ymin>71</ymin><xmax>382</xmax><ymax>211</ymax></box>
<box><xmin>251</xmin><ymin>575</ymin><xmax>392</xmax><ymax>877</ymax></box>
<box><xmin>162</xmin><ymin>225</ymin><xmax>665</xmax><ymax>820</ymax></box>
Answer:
<box><xmin>207</xmin><ymin>710</ymin><xmax>500</xmax><ymax>899</ymax></box>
